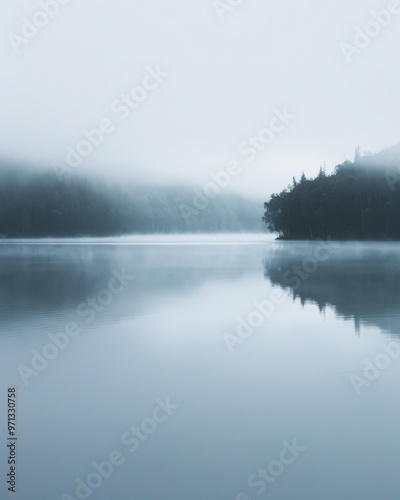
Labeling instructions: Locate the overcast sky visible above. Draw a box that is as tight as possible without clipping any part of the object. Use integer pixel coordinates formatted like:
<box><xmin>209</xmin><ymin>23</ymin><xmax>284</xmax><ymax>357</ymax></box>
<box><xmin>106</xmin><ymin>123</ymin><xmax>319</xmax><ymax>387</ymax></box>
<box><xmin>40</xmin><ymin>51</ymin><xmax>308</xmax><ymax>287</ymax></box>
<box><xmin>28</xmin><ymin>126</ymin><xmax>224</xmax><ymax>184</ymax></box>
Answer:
<box><xmin>1</xmin><ymin>0</ymin><xmax>400</xmax><ymax>197</ymax></box>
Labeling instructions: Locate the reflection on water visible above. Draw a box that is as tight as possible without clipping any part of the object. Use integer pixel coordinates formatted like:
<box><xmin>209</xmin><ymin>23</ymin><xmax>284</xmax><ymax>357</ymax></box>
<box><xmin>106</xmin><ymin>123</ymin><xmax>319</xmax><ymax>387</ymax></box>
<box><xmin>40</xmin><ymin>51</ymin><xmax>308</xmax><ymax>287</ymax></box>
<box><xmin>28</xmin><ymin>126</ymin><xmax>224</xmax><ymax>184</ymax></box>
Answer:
<box><xmin>0</xmin><ymin>241</ymin><xmax>263</xmax><ymax>338</ymax></box>
<box><xmin>1</xmin><ymin>237</ymin><xmax>400</xmax><ymax>500</ymax></box>
<box><xmin>263</xmin><ymin>241</ymin><xmax>400</xmax><ymax>337</ymax></box>
<box><xmin>4</xmin><ymin>239</ymin><xmax>400</xmax><ymax>340</ymax></box>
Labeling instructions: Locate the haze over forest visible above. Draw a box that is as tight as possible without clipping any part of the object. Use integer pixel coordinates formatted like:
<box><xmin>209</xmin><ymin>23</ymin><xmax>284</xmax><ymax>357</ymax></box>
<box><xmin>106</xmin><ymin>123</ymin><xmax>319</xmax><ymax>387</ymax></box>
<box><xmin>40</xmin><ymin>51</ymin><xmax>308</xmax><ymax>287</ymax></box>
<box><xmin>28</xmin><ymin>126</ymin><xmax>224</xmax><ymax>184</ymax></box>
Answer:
<box><xmin>0</xmin><ymin>144</ymin><xmax>399</xmax><ymax>238</ymax></box>
<box><xmin>0</xmin><ymin>161</ymin><xmax>263</xmax><ymax>237</ymax></box>
<box><xmin>2</xmin><ymin>0</ymin><xmax>400</xmax><ymax>198</ymax></box>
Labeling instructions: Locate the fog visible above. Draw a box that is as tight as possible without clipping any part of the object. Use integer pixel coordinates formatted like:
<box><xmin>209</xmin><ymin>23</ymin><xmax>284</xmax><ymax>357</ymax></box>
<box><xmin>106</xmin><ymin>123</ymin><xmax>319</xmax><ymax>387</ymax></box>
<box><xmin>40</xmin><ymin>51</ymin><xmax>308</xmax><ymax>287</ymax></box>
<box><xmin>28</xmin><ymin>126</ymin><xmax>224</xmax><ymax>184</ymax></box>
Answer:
<box><xmin>1</xmin><ymin>0</ymin><xmax>400</xmax><ymax>197</ymax></box>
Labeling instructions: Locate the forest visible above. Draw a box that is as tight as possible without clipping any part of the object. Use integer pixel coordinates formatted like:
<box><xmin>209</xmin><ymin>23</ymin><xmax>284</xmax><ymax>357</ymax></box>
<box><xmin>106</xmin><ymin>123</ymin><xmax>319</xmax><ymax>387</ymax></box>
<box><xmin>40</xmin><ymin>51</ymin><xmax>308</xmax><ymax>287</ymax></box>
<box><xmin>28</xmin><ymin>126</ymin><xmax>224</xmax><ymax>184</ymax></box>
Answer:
<box><xmin>263</xmin><ymin>145</ymin><xmax>400</xmax><ymax>240</ymax></box>
<box><xmin>0</xmin><ymin>163</ymin><xmax>262</xmax><ymax>237</ymax></box>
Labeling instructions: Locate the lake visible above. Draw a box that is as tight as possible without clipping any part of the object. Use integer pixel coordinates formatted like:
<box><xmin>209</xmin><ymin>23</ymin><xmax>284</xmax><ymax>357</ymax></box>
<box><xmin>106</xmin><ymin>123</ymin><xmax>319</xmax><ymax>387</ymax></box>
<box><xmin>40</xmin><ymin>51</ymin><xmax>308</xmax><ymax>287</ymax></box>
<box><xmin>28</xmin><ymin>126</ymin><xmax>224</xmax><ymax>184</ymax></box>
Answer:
<box><xmin>1</xmin><ymin>234</ymin><xmax>399</xmax><ymax>500</ymax></box>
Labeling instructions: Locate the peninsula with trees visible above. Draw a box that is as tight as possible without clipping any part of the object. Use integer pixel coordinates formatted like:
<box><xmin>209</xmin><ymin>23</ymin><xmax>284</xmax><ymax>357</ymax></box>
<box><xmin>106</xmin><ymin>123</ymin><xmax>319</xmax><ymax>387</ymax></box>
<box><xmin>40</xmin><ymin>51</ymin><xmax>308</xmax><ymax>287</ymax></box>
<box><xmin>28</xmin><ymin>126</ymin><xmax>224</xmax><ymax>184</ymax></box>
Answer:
<box><xmin>263</xmin><ymin>145</ymin><xmax>400</xmax><ymax>240</ymax></box>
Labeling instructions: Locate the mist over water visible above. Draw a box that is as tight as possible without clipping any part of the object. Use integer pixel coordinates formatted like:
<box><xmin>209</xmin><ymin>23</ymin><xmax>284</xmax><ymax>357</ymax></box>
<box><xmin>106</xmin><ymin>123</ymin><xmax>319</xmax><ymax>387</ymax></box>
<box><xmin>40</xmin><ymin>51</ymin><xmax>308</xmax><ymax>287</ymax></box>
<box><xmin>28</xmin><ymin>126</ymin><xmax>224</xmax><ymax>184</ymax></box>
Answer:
<box><xmin>1</xmin><ymin>236</ymin><xmax>400</xmax><ymax>500</ymax></box>
<box><xmin>3</xmin><ymin>0</ymin><xmax>400</xmax><ymax>497</ymax></box>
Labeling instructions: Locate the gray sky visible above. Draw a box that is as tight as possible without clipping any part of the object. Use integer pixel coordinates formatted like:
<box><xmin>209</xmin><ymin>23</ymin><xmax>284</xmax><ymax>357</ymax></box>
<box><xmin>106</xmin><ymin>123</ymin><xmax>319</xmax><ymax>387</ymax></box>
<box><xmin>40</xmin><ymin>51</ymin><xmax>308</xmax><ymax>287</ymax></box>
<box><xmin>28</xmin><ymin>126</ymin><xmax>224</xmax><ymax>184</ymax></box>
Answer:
<box><xmin>1</xmin><ymin>0</ymin><xmax>400</xmax><ymax>197</ymax></box>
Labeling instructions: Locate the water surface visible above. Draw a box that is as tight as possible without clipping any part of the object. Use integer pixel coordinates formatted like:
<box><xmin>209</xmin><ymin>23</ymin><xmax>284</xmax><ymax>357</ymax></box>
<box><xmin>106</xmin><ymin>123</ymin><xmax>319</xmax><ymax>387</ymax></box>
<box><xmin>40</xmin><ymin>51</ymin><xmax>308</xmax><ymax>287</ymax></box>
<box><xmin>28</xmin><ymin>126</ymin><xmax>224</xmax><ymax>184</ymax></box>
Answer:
<box><xmin>1</xmin><ymin>235</ymin><xmax>399</xmax><ymax>500</ymax></box>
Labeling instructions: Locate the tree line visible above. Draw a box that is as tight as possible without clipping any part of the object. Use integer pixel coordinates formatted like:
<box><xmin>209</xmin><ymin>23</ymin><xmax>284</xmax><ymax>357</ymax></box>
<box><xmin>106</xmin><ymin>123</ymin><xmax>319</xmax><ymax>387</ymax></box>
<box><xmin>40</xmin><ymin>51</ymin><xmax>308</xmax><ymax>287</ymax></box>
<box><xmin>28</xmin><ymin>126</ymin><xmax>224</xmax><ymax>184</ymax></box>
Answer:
<box><xmin>0</xmin><ymin>164</ymin><xmax>262</xmax><ymax>237</ymax></box>
<box><xmin>263</xmin><ymin>146</ymin><xmax>400</xmax><ymax>240</ymax></box>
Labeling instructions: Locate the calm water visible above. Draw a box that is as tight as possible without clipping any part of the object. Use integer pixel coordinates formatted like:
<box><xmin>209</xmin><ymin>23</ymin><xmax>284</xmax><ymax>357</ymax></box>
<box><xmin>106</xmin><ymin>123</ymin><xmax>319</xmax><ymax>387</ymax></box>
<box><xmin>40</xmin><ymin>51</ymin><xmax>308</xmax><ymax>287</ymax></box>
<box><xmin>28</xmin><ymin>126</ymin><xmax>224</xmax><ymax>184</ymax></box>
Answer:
<box><xmin>1</xmin><ymin>235</ymin><xmax>400</xmax><ymax>500</ymax></box>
